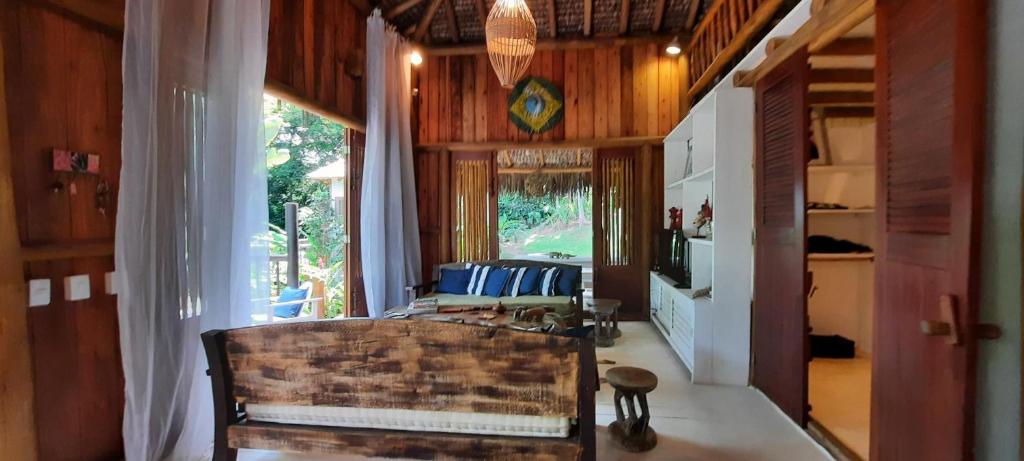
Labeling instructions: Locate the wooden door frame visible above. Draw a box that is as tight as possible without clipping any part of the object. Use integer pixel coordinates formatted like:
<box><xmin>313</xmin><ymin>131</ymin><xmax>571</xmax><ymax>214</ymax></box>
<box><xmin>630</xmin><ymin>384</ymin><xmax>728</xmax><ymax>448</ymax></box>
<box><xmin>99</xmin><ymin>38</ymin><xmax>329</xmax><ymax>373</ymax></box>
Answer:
<box><xmin>0</xmin><ymin>19</ymin><xmax>38</xmax><ymax>459</ymax></box>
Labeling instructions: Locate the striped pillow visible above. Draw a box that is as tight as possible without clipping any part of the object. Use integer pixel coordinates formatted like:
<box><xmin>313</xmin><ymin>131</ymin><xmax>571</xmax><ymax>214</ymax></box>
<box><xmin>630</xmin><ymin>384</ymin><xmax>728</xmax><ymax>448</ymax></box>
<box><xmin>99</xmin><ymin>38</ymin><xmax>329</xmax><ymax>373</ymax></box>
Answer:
<box><xmin>538</xmin><ymin>267</ymin><xmax>561</xmax><ymax>296</ymax></box>
<box><xmin>466</xmin><ymin>264</ymin><xmax>492</xmax><ymax>296</ymax></box>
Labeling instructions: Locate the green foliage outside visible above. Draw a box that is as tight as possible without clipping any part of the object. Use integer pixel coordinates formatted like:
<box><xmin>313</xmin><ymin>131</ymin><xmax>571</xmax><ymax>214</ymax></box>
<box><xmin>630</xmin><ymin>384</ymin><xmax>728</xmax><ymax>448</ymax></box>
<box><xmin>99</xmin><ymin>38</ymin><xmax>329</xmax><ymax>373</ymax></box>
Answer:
<box><xmin>264</xmin><ymin>96</ymin><xmax>347</xmax><ymax>318</ymax></box>
<box><xmin>497</xmin><ymin>188</ymin><xmax>594</xmax><ymax>258</ymax></box>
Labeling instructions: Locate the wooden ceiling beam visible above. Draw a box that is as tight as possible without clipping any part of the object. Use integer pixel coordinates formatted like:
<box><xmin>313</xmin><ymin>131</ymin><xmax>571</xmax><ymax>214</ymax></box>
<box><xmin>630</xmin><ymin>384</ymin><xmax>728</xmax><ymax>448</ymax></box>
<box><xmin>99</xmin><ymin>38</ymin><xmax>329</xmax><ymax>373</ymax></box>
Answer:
<box><xmin>808</xmin><ymin>90</ymin><xmax>874</xmax><ymax>105</ymax></box>
<box><xmin>652</xmin><ymin>0</ymin><xmax>666</xmax><ymax>33</ymax></box>
<box><xmin>583</xmin><ymin>0</ymin><xmax>593</xmax><ymax>37</ymax></box>
<box><xmin>733</xmin><ymin>0</ymin><xmax>875</xmax><ymax>87</ymax></box>
<box><xmin>546</xmin><ymin>0</ymin><xmax>557</xmax><ymax>38</ymax></box>
<box><xmin>618</xmin><ymin>0</ymin><xmax>630</xmax><ymax>35</ymax></box>
<box><xmin>266</xmin><ymin>78</ymin><xmax>367</xmax><ymax>132</ymax></box>
<box><xmin>684</xmin><ymin>0</ymin><xmax>701</xmax><ymax>30</ymax></box>
<box><xmin>814</xmin><ymin>37</ymin><xmax>874</xmax><ymax>56</ymax></box>
<box><xmin>424</xmin><ymin>33</ymin><xmax>689</xmax><ymax>55</ymax></box>
<box><xmin>810</xmin><ymin>67</ymin><xmax>874</xmax><ymax>84</ymax></box>
<box><xmin>385</xmin><ymin>0</ymin><xmax>425</xmax><ymax>20</ymax></box>
<box><xmin>413</xmin><ymin>0</ymin><xmax>446</xmax><ymax>42</ymax></box>
<box><xmin>444</xmin><ymin>0</ymin><xmax>460</xmax><ymax>43</ymax></box>
<box><xmin>475</xmin><ymin>0</ymin><xmax>489</xmax><ymax>29</ymax></box>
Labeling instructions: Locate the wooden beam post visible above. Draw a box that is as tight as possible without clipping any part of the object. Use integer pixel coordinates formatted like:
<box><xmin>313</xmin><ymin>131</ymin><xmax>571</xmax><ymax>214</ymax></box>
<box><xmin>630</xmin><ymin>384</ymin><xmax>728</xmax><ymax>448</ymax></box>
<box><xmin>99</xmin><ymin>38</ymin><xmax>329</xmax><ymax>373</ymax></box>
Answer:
<box><xmin>265</xmin><ymin>78</ymin><xmax>367</xmax><ymax>132</ymax></box>
<box><xmin>619</xmin><ymin>0</ymin><xmax>630</xmax><ymax>35</ymax></box>
<box><xmin>684</xmin><ymin>0</ymin><xmax>701</xmax><ymax>30</ymax></box>
<box><xmin>583</xmin><ymin>0</ymin><xmax>593</xmax><ymax>37</ymax></box>
<box><xmin>652</xmin><ymin>0</ymin><xmax>666</xmax><ymax>32</ymax></box>
<box><xmin>733</xmin><ymin>0</ymin><xmax>875</xmax><ymax>88</ymax></box>
<box><xmin>414</xmin><ymin>0</ymin><xmax>445</xmax><ymax>42</ymax></box>
<box><xmin>476</xmin><ymin>0</ymin><xmax>490</xmax><ymax>32</ymax></box>
<box><xmin>444</xmin><ymin>0</ymin><xmax>460</xmax><ymax>43</ymax></box>
<box><xmin>0</xmin><ymin>21</ymin><xmax>39</xmax><ymax>461</ymax></box>
<box><xmin>546</xmin><ymin>0</ymin><xmax>557</xmax><ymax>38</ymax></box>
<box><xmin>385</xmin><ymin>0</ymin><xmax>425</xmax><ymax>20</ymax></box>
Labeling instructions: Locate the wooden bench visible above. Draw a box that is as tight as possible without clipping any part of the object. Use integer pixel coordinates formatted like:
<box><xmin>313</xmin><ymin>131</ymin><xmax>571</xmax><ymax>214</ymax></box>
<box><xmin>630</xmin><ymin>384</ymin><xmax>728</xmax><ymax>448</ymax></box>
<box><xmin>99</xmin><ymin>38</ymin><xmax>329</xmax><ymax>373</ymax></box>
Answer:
<box><xmin>202</xmin><ymin>319</ymin><xmax>596</xmax><ymax>460</ymax></box>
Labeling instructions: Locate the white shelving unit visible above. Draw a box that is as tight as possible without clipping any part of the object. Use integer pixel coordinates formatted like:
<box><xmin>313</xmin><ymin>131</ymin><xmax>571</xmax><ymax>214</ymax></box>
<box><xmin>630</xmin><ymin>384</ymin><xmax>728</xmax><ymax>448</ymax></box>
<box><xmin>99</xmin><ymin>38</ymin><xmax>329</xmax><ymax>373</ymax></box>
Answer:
<box><xmin>807</xmin><ymin>116</ymin><xmax>877</xmax><ymax>355</ymax></box>
<box><xmin>653</xmin><ymin>86</ymin><xmax>754</xmax><ymax>386</ymax></box>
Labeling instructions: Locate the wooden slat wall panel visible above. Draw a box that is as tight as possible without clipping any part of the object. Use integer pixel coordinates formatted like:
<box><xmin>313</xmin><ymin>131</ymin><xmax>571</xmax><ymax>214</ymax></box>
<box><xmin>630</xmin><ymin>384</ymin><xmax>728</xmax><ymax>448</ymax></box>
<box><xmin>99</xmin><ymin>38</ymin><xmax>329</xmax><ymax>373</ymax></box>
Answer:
<box><xmin>2</xmin><ymin>3</ymin><xmax>124</xmax><ymax>459</ymax></box>
<box><xmin>267</xmin><ymin>0</ymin><xmax>366</xmax><ymax>125</ymax></box>
<box><xmin>759</xmin><ymin>76</ymin><xmax>797</xmax><ymax>227</ymax></box>
<box><xmin>414</xmin><ymin>46</ymin><xmax>683</xmax><ymax>144</ymax></box>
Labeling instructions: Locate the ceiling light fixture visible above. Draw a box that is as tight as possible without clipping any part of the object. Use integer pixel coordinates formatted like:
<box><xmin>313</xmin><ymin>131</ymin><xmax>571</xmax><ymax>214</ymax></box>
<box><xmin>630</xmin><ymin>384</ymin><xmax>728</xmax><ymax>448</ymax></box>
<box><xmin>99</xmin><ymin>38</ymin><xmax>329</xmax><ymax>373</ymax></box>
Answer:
<box><xmin>485</xmin><ymin>0</ymin><xmax>537</xmax><ymax>88</ymax></box>
<box><xmin>666</xmin><ymin>37</ymin><xmax>682</xmax><ymax>56</ymax></box>
<box><xmin>410</xmin><ymin>50</ymin><xmax>424</xmax><ymax>66</ymax></box>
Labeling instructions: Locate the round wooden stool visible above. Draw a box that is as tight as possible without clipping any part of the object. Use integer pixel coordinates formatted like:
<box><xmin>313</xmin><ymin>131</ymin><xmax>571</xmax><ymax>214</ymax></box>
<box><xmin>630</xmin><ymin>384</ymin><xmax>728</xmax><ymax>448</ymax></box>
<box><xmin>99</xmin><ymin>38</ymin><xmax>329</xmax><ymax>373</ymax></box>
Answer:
<box><xmin>588</xmin><ymin>298</ymin><xmax>622</xmax><ymax>338</ymax></box>
<box><xmin>605</xmin><ymin>366</ymin><xmax>658</xmax><ymax>452</ymax></box>
<box><xmin>592</xmin><ymin>303</ymin><xmax>616</xmax><ymax>347</ymax></box>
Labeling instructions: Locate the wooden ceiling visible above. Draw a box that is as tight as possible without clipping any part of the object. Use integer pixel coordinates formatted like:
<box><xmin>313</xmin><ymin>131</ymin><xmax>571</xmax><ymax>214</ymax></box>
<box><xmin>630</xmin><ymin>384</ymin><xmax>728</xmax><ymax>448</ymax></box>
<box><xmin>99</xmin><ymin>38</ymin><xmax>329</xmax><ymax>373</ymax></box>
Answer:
<box><xmin>383</xmin><ymin>0</ymin><xmax>712</xmax><ymax>44</ymax></box>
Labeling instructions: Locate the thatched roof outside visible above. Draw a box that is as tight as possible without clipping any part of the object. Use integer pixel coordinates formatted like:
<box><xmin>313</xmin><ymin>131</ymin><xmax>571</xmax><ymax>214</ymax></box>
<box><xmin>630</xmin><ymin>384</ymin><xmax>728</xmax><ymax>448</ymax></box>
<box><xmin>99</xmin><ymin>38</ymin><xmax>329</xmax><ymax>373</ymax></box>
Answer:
<box><xmin>497</xmin><ymin>148</ymin><xmax>592</xmax><ymax>197</ymax></box>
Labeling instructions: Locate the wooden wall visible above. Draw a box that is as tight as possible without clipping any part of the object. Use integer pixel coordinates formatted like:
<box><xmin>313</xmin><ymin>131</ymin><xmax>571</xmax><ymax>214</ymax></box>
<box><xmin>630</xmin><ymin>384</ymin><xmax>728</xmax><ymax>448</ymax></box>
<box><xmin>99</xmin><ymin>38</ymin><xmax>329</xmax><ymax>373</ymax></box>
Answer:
<box><xmin>414</xmin><ymin>45</ymin><xmax>685</xmax><ymax>145</ymax></box>
<box><xmin>1</xmin><ymin>2</ymin><xmax>124</xmax><ymax>459</ymax></box>
<box><xmin>267</xmin><ymin>0</ymin><xmax>367</xmax><ymax>128</ymax></box>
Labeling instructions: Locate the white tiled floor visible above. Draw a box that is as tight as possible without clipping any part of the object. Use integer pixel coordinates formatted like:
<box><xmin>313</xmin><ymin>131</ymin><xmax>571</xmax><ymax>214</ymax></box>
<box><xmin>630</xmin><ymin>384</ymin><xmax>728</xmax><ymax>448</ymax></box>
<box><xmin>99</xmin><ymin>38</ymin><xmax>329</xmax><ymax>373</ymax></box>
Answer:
<box><xmin>239</xmin><ymin>322</ymin><xmax>832</xmax><ymax>461</ymax></box>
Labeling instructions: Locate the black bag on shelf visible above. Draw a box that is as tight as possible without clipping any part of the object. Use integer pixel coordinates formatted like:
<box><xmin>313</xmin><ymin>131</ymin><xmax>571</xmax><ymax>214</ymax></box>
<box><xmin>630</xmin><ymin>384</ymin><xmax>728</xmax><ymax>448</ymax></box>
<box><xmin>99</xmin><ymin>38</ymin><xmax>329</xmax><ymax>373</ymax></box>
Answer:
<box><xmin>810</xmin><ymin>334</ymin><xmax>856</xmax><ymax>359</ymax></box>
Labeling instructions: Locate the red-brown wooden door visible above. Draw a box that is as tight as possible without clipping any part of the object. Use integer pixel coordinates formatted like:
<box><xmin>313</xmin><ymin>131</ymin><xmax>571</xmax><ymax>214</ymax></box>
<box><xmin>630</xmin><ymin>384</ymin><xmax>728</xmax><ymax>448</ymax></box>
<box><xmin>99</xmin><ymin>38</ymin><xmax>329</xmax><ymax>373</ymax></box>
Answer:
<box><xmin>593</xmin><ymin>148</ymin><xmax>645</xmax><ymax>318</ymax></box>
<box><xmin>751</xmin><ymin>48</ymin><xmax>810</xmax><ymax>426</ymax></box>
<box><xmin>871</xmin><ymin>1</ymin><xmax>988</xmax><ymax>459</ymax></box>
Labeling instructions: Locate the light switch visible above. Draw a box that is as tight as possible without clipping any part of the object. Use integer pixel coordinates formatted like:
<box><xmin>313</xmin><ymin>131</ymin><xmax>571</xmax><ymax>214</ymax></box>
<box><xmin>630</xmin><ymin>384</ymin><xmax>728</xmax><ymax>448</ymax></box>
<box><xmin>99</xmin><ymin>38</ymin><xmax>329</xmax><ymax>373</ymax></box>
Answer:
<box><xmin>104</xmin><ymin>271</ymin><xmax>118</xmax><ymax>295</ymax></box>
<box><xmin>28</xmin><ymin>279</ymin><xmax>50</xmax><ymax>307</ymax></box>
<box><xmin>64</xmin><ymin>274</ymin><xmax>91</xmax><ymax>301</ymax></box>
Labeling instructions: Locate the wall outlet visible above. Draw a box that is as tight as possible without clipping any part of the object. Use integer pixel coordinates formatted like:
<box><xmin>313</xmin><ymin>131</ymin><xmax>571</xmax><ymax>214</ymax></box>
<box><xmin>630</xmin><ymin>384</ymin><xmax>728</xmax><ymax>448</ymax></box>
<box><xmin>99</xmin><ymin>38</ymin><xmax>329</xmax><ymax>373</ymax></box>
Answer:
<box><xmin>104</xmin><ymin>271</ymin><xmax>118</xmax><ymax>295</ymax></box>
<box><xmin>28</xmin><ymin>279</ymin><xmax>51</xmax><ymax>307</ymax></box>
<box><xmin>64</xmin><ymin>274</ymin><xmax>91</xmax><ymax>301</ymax></box>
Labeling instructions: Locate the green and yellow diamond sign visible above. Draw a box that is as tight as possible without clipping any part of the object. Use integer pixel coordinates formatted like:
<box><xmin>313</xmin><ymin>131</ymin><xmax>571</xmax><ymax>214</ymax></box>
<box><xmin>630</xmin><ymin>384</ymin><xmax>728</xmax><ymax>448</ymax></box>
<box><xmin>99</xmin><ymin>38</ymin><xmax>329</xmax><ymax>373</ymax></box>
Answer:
<box><xmin>508</xmin><ymin>77</ymin><xmax>564</xmax><ymax>134</ymax></box>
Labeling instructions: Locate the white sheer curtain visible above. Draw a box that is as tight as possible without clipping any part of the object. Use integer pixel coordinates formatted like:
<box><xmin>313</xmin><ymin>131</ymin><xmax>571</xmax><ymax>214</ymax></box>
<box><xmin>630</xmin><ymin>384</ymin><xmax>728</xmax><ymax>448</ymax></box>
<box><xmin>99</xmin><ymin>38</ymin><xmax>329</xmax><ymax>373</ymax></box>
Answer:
<box><xmin>116</xmin><ymin>0</ymin><xmax>270</xmax><ymax>459</ymax></box>
<box><xmin>361</xmin><ymin>11</ymin><xmax>422</xmax><ymax>318</ymax></box>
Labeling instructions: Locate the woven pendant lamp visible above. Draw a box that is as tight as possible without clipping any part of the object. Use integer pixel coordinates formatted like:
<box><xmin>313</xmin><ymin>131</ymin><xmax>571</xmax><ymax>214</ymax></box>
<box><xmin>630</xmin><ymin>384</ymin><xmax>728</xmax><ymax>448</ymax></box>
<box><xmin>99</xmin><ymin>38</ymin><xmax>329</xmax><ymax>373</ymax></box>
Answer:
<box><xmin>485</xmin><ymin>0</ymin><xmax>537</xmax><ymax>88</ymax></box>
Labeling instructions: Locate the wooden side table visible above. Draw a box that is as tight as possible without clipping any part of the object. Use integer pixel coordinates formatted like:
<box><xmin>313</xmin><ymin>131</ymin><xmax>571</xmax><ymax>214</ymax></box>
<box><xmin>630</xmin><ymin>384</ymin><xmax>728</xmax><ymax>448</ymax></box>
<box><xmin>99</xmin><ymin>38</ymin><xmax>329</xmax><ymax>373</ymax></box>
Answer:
<box><xmin>593</xmin><ymin>303</ymin><xmax>616</xmax><ymax>347</ymax></box>
<box><xmin>588</xmin><ymin>298</ymin><xmax>622</xmax><ymax>338</ymax></box>
<box><xmin>606</xmin><ymin>366</ymin><xmax>658</xmax><ymax>452</ymax></box>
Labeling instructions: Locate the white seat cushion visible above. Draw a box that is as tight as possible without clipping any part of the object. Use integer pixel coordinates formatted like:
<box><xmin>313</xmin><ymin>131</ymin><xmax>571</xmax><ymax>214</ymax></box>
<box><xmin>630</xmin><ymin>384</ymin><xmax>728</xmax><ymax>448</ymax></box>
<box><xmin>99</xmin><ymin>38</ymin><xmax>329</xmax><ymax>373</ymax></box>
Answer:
<box><xmin>245</xmin><ymin>404</ymin><xmax>571</xmax><ymax>438</ymax></box>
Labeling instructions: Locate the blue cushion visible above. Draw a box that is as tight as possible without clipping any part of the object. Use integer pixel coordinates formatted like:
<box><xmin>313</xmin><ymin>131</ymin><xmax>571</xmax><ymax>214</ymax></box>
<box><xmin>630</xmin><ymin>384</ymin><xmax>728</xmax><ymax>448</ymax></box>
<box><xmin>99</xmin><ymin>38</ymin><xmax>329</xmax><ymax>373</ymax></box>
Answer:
<box><xmin>273</xmin><ymin>286</ymin><xmax>308</xmax><ymax>318</ymax></box>
<box><xmin>538</xmin><ymin>267</ymin><xmax>561</xmax><ymax>296</ymax></box>
<box><xmin>466</xmin><ymin>264</ymin><xmax>492</xmax><ymax>295</ymax></box>
<box><xmin>556</xmin><ymin>268</ymin><xmax>580</xmax><ymax>296</ymax></box>
<box><xmin>505</xmin><ymin>266</ymin><xmax>543</xmax><ymax>296</ymax></box>
<box><xmin>437</xmin><ymin>268</ymin><xmax>471</xmax><ymax>294</ymax></box>
<box><xmin>482</xmin><ymin>268</ymin><xmax>512</xmax><ymax>297</ymax></box>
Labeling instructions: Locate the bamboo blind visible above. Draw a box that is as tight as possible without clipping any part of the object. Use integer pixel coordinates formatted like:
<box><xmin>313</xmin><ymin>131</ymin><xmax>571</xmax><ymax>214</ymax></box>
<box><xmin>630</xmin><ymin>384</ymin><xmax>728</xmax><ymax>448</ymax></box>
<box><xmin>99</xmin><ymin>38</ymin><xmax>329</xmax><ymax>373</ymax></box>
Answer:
<box><xmin>453</xmin><ymin>159</ymin><xmax>493</xmax><ymax>261</ymax></box>
<box><xmin>600</xmin><ymin>156</ymin><xmax>634</xmax><ymax>266</ymax></box>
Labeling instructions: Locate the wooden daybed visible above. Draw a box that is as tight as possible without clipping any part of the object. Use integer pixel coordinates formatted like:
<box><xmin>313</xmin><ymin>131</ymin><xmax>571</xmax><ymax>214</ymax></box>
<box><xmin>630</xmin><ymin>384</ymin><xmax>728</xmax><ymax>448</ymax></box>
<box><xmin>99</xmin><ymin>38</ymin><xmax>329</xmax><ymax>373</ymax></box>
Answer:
<box><xmin>202</xmin><ymin>319</ymin><xmax>596</xmax><ymax>460</ymax></box>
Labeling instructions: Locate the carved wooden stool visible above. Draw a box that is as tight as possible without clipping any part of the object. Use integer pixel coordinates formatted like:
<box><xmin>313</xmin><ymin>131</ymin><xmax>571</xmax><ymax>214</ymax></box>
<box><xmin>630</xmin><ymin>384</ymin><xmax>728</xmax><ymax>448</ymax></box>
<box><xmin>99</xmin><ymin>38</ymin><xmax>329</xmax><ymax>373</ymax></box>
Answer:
<box><xmin>606</xmin><ymin>366</ymin><xmax>658</xmax><ymax>452</ymax></box>
<box><xmin>592</xmin><ymin>303</ymin><xmax>616</xmax><ymax>347</ymax></box>
<box><xmin>587</xmin><ymin>298</ymin><xmax>622</xmax><ymax>338</ymax></box>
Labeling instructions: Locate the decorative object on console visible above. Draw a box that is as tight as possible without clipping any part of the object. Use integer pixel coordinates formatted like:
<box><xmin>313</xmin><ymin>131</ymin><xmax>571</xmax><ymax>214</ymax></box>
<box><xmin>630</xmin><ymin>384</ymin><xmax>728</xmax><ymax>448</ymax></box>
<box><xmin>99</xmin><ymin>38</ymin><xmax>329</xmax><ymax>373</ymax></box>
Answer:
<box><xmin>683</xmin><ymin>138</ymin><xmax>694</xmax><ymax>177</ymax></box>
<box><xmin>668</xmin><ymin>207</ymin><xmax>683</xmax><ymax>230</ymax></box>
<box><xmin>692</xmin><ymin>196</ymin><xmax>713</xmax><ymax>238</ymax></box>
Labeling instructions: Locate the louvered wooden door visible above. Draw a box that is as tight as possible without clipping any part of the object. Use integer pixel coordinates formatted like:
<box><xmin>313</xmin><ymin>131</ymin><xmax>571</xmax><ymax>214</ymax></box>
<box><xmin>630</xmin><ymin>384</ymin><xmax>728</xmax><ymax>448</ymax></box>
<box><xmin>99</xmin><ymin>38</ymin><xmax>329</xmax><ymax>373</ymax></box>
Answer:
<box><xmin>871</xmin><ymin>1</ymin><xmax>987</xmax><ymax>459</ymax></box>
<box><xmin>593</xmin><ymin>148</ymin><xmax>645</xmax><ymax>318</ymax></box>
<box><xmin>752</xmin><ymin>48</ymin><xmax>810</xmax><ymax>426</ymax></box>
<box><xmin>451</xmin><ymin>151</ymin><xmax>497</xmax><ymax>261</ymax></box>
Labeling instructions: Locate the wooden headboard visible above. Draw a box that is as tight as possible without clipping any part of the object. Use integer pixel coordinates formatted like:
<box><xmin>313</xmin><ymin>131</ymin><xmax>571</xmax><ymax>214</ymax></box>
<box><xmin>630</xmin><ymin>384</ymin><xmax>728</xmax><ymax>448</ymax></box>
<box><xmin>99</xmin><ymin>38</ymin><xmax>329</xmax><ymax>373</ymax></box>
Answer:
<box><xmin>202</xmin><ymin>319</ymin><xmax>596</xmax><ymax>461</ymax></box>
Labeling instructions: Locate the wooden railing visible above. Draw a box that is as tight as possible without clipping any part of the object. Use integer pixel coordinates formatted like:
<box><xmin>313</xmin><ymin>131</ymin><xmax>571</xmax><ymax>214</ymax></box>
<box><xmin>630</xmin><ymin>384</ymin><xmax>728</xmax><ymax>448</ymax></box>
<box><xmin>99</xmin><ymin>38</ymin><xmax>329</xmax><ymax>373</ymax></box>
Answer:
<box><xmin>686</xmin><ymin>0</ymin><xmax>787</xmax><ymax>99</ymax></box>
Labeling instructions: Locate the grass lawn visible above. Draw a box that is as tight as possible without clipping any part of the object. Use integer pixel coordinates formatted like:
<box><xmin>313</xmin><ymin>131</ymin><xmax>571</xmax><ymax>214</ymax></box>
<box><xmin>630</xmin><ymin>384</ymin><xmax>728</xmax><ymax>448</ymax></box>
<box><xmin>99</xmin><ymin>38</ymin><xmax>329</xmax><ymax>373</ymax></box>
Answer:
<box><xmin>521</xmin><ymin>225</ymin><xmax>593</xmax><ymax>257</ymax></box>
